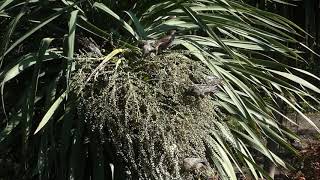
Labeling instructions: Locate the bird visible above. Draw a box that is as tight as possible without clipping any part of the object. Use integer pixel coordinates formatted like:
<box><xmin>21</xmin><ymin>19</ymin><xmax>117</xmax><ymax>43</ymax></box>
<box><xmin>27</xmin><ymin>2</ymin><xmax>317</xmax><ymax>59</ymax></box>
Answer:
<box><xmin>139</xmin><ymin>40</ymin><xmax>155</xmax><ymax>56</ymax></box>
<box><xmin>138</xmin><ymin>30</ymin><xmax>176</xmax><ymax>56</ymax></box>
<box><xmin>183</xmin><ymin>157</ymin><xmax>209</xmax><ymax>171</ymax></box>
<box><xmin>154</xmin><ymin>30</ymin><xmax>176</xmax><ymax>54</ymax></box>
<box><xmin>187</xmin><ymin>76</ymin><xmax>223</xmax><ymax>97</ymax></box>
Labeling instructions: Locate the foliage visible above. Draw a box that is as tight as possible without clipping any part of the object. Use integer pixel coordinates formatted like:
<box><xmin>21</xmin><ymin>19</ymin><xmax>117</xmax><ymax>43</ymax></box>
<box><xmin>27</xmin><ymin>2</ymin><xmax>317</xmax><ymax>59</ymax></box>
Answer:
<box><xmin>0</xmin><ymin>0</ymin><xmax>319</xmax><ymax>179</ymax></box>
<box><xmin>75</xmin><ymin>52</ymin><xmax>221</xmax><ymax>179</ymax></box>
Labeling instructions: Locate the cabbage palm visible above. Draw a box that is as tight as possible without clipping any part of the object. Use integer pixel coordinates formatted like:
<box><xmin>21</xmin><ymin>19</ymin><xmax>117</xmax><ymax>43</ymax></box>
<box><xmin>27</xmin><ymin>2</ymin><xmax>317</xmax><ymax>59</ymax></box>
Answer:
<box><xmin>0</xmin><ymin>0</ymin><xmax>319</xmax><ymax>179</ymax></box>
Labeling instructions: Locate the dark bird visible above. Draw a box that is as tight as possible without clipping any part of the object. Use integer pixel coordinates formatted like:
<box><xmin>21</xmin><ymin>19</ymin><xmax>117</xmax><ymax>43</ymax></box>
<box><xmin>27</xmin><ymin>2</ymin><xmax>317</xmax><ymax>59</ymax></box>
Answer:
<box><xmin>77</xmin><ymin>36</ymin><xmax>103</xmax><ymax>56</ymax></box>
<box><xmin>154</xmin><ymin>30</ymin><xmax>176</xmax><ymax>54</ymax></box>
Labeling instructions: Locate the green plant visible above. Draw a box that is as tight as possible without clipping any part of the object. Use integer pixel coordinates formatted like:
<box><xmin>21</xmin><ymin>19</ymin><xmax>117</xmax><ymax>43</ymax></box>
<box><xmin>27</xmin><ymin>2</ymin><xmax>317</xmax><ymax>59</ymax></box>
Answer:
<box><xmin>0</xmin><ymin>0</ymin><xmax>319</xmax><ymax>179</ymax></box>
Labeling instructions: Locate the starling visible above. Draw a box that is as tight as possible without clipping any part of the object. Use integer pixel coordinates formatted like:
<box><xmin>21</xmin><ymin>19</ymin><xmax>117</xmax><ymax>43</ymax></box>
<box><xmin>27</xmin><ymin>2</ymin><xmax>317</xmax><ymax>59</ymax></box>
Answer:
<box><xmin>206</xmin><ymin>76</ymin><xmax>222</xmax><ymax>85</ymax></box>
<box><xmin>139</xmin><ymin>40</ymin><xmax>155</xmax><ymax>56</ymax></box>
<box><xmin>154</xmin><ymin>30</ymin><xmax>176</xmax><ymax>54</ymax></box>
<box><xmin>187</xmin><ymin>76</ymin><xmax>222</xmax><ymax>97</ymax></box>
<box><xmin>78</xmin><ymin>36</ymin><xmax>103</xmax><ymax>56</ymax></box>
<box><xmin>183</xmin><ymin>157</ymin><xmax>209</xmax><ymax>171</ymax></box>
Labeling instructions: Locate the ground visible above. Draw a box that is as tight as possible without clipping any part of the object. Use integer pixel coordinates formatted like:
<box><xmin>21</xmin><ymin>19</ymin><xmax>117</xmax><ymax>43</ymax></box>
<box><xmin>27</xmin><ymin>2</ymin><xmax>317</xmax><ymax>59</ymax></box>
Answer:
<box><xmin>276</xmin><ymin>113</ymin><xmax>320</xmax><ymax>180</ymax></box>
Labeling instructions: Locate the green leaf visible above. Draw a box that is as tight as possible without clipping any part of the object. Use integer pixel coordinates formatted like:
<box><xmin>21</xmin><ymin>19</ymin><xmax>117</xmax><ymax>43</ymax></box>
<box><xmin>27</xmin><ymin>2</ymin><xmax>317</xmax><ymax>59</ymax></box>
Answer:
<box><xmin>65</xmin><ymin>9</ymin><xmax>79</xmax><ymax>99</ymax></box>
<box><xmin>181</xmin><ymin>5</ymin><xmax>239</xmax><ymax>61</ymax></box>
<box><xmin>0</xmin><ymin>0</ymin><xmax>14</xmax><ymax>11</ymax></box>
<box><xmin>77</xmin><ymin>15</ymin><xmax>139</xmax><ymax>51</ymax></box>
<box><xmin>4</xmin><ymin>0</ymin><xmax>83</xmax><ymax>56</ymax></box>
<box><xmin>27</xmin><ymin>37</ymin><xmax>53</xmax><ymax>125</ymax></box>
<box><xmin>235</xmin><ymin>146</ymin><xmax>273</xmax><ymax>180</ymax></box>
<box><xmin>269</xmin><ymin>69</ymin><xmax>320</xmax><ymax>94</ymax></box>
<box><xmin>0</xmin><ymin>53</ymin><xmax>59</xmax><ymax>85</ymax></box>
<box><xmin>124</xmin><ymin>10</ymin><xmax>147</xmax><ymax>40</ymax></box>
<box><xmin>34</xmin><ymin>90</ymin><xmax>67</xmax><ymax>134</ymax></box>
<box><xmin>67</xmin><ymin>10</ymin><xmax>78</xmax><ymax>59</ymax></box>
<box><xmin>206</xmin><ymin>137</ymin><xmax>236</xmax><ymax>180</ymax></box>
<box><xmin>0</xmin><ymin>110</ymin><xmax>22</xmax><ymax>143</ymax></box>
<box><xmin>93</xmin><ymin>2</ymin><xmax>139</xmax><ymax>40</ymax></box>
<box><xmin>276</xmin><ymin>93</ymin><xmax>320</xmax><ymax>133</ymax></box>
<box><xmin>0</xmin><ymin>6</ymin><xmax>25</xmax><ymax>68</ymax></box>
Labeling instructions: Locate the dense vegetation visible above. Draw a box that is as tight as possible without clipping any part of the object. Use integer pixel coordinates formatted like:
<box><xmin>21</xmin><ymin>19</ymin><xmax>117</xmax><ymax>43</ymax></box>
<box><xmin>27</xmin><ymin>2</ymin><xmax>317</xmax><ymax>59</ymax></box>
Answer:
<box><xmin>0</xmin><ymin>0</ymin><xmax>319</xmax><ymax>179</ymax></box>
